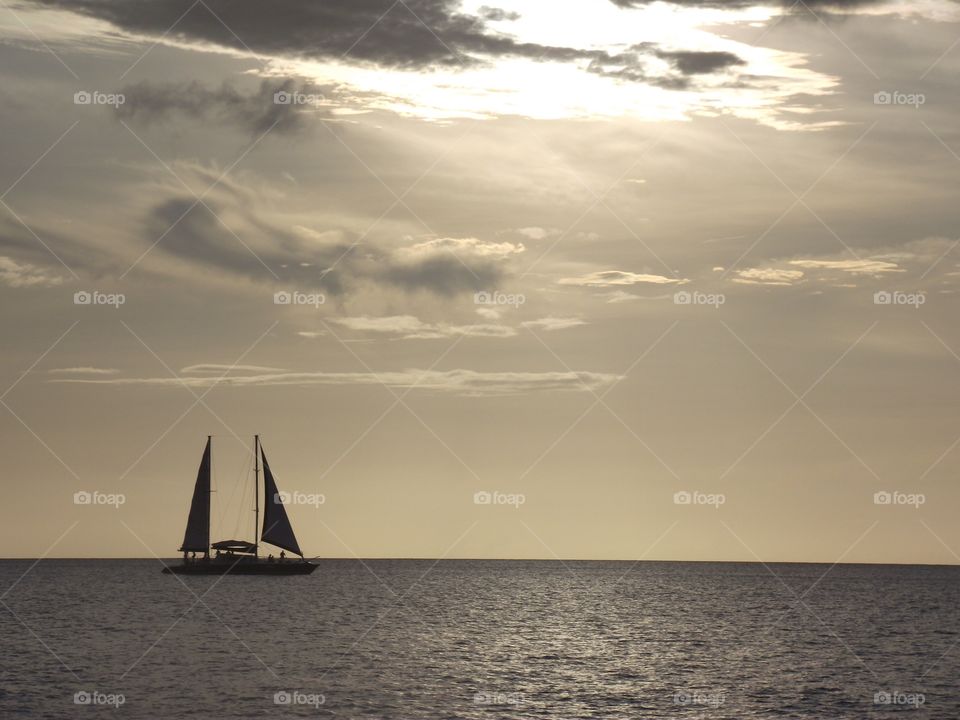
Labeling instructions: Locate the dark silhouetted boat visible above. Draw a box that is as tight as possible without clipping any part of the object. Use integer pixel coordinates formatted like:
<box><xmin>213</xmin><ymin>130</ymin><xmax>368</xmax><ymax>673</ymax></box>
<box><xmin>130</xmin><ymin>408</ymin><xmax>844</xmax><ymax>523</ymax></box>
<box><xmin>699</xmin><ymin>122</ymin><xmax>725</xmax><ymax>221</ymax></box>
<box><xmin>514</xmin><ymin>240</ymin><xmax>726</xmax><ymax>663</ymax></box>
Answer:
<box><xmin>163</xmin><ymin>435</ymin><xmax>317</xmax><ymax>575</ymax></box>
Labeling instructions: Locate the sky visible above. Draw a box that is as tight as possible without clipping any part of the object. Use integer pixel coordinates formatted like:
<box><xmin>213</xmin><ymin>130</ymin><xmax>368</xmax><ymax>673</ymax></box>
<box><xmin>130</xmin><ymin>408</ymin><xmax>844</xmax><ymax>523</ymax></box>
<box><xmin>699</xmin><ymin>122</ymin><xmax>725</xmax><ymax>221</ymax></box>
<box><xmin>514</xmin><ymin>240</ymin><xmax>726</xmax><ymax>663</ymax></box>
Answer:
<box><xmin>2</xmin><ymin>0</ymin><xmax>960</xmax><ymax>562</ymax></box>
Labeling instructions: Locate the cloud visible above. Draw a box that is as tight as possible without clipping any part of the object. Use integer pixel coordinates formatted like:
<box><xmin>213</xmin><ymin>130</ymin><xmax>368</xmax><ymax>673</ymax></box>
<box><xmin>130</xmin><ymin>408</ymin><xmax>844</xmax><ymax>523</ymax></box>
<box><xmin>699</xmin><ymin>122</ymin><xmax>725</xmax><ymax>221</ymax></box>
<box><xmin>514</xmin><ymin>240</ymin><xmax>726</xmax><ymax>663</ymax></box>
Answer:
<box><xmin>51</xmin><ymin>368</ymin><xmax>621</xmax><ymax>395</ymax></box>
<box><xmin>36</xmin><ymin>0</ymin><xmax>483</xmax><ymax>69</ymax></box>
<box><xmin>26</xmin><ymin>0</ymin><xmax>854</xmax><ymax>128</ymax></box>
<box><xmin>604</xmin><ymin>290</ymin><xmax>642</xmax><ymax>303</ymax></box>
<box><xmin>587</xmin><ymin>44</ymin><xmax>746</xmax><ymax>90</ymax></box>
<box><xmin>1</xmin><ymin>159</ymin><xmax>524</xmax><ymax>300</ymax></box>
<box><xmin>0</xmin><ymin>256</ymin><xmax>64</xmax><ymax>287</ymax></box>
<box><xmin>0</xmin><ymin>214</ymin><xmax>120</xmax><ymax>279</ymax></box>
<box><xmin>733</xmin><ymin>267</ymin><xmax>805</xmax><ymax>285</ymax></box>
<box><xmin>396</xmin><ymin>237</ymin><xmax>525</xmax><ymax>260</ymax></box>
<box><xmin>131</xmin><ymin>169</ymin><xmax>519</xmax><ymax>297</ymax></box>
<box><xmin>731</xmin><ymin>241</ymin><xmax>960</xmax><ymax>288</ymax></box>
<box><xmin>558</xmin><ymin>270</ymin><xmax>688</xmax><ymax>287</ymax></box>
<box><xmin>514</xmin><ymin>227</ymin><xmax>555</xmax><ymax>240</ymax></box>
<box><xmin>521</xmin><ymin>317</ymin><xmax>586</xmax><ymax>331</ymax></box>
<box><xmin>478</xmin><ymin>5</ymin><xmax>521</xmax><ymax>22</ymax></box>
<box><xmin>383</xmin><ymin>237</ymin><xmax>523</xmax><ymax>296</ymax></box>
<box><xmin>657</xmin><ymin>49</ymin><xmax>745</xmax><ymax>75</ymax></box>
<box><xmin>332</xmin><ymin>314</ymin><xmax>584</xmax><ymax>338</ymax></box>
<box><xmin>38</xmin><ymin>0</ymin><xmax>747</xmax><ymax>81</ymax></box>
<box><xmin>48</xmin><ymin>367</ymin><xmax>118</xmax><ymax>375</ymax></box>
<box><xmin>787</xmin><ymin>258</ymin><xmax>904</xmax><ymax>275</ymax></box>
<box><xmin>180</xmin><ymin>364</ymin><xmax>288</xmax><ymax>373</ymax></box>
<box><xmin>117</xmin><ymin>79</ymin><xmax>331</xmax><ymax>136</ymax></box>
<box><xmin>331</xmin><ymin>315</ymin><xmax>516</xmax><ymax>339</ymax></box>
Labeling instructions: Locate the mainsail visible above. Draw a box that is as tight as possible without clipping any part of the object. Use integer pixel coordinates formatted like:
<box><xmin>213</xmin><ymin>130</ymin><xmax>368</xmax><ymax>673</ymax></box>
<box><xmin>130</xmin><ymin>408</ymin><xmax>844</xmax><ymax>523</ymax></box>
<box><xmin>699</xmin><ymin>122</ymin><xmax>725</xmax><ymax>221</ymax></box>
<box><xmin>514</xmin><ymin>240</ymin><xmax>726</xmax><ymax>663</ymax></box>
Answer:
<box><xmin>260</xmin><ymin>445</ymin><xmax>303</xmax><ymax>557</ymax></box>
<box><xmin>179</xmin><ymin>436</ymin><xmax>211</xmax><ymax>552</ymax></box>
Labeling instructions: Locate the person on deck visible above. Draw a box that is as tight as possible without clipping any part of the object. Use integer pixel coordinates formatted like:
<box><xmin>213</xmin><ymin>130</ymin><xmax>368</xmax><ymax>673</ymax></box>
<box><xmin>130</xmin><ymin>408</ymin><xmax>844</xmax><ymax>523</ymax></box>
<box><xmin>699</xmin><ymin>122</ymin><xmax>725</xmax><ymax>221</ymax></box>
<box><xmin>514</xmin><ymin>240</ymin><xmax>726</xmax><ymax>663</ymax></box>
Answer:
<box><xmin>280</xmin><ymin>551</ymin><xmax>286</xmax><ymax>561</ymax></box>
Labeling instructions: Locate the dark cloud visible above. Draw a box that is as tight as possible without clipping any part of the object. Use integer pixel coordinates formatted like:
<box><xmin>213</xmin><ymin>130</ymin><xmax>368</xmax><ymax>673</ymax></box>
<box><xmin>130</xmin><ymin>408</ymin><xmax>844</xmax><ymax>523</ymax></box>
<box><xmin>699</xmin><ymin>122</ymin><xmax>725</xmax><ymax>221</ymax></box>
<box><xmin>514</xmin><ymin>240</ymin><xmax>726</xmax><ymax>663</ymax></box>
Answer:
<box><xmin>656</xmin><ymin>50</ymin><xmax>745</xmax><ymax>76</ymax></box>
<box><xmin>477</xmin><ymin>6</ymin><xmax>522</xmax><ymax>22</ymax></box>
<box><xmin>117</xmin><ymin>79</ymin><xmax>331</xmax><ymax>136</ymax></box>
<box><xmin>35</xmin><ymin>0</ymin><xmax>497</xmax><ymax>69</ymax></box>
<box><xmin>0</xmin><ymin>217</ymin><xmax>113</xmax><ymax>279</ymax></box>
<box><xmin>587</xmin><ymin>45</ymin><xmax>745</xmax><ymax>90</ymax></box>
<box><xmin>37</xmin><ymin>0</ymin><xmax>745</xmax><ymax>89</ymax></box>
<box><xmin>146</xmin><ymin>195</ymin><xmax>510</xmax><ymax>297</ymax></box>
<box><xmin>147</xmin><ymin>196</ymin><xmax>350</xmax><ymax>292</ymax></box>
<box><xmin>380</xmin><ymin>254</ymin><xmax>503</xmax><ymax>296</ymax></box>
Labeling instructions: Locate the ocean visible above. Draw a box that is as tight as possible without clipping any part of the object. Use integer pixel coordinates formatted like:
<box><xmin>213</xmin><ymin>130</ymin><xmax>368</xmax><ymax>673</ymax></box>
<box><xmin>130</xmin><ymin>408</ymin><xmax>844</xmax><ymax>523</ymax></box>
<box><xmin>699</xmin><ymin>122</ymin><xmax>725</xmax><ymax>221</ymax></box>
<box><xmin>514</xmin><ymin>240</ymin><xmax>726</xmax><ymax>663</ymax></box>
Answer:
<box><xmin>0</xmin><ymin>559</ymin><xmax>956</xmax><ymax>718</ymax></box>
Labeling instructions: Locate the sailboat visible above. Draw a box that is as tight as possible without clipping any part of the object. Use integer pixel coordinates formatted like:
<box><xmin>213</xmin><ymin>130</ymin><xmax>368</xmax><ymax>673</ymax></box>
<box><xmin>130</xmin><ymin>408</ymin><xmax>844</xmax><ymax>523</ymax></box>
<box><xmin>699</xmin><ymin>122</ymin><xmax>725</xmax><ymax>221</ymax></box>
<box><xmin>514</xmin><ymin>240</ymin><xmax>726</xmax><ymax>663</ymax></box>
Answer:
<box><xmin>163</xmin><ymin>435</ymin><xmax>318</xmax><ymax>575</ymax></box>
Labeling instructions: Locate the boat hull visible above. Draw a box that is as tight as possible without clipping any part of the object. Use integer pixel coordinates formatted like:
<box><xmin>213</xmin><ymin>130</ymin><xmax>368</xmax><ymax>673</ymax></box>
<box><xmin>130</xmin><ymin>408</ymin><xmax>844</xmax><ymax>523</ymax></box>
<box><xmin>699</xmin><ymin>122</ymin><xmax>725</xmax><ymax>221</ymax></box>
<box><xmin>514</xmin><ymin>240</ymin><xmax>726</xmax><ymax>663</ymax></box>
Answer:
<box><xmin>163</xmin><ymin>560</ymin><xmax>317</xmax><ymax>575</ymax></box>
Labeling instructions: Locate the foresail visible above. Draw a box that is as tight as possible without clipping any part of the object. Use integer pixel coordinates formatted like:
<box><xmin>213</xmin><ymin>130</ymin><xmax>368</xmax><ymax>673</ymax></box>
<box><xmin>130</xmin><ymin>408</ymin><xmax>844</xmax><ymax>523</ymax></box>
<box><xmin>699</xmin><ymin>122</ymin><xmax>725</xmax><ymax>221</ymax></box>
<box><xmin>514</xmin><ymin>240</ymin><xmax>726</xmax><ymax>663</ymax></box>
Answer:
<box><xmin>179</xmin><ymin>437</ymin><xmax>211</xmax><ymax>552</ymax></box>
<box><xmin>260</xmin><ymin>446</ymin><xmax>303</xmax><ymax>557</ymax></box>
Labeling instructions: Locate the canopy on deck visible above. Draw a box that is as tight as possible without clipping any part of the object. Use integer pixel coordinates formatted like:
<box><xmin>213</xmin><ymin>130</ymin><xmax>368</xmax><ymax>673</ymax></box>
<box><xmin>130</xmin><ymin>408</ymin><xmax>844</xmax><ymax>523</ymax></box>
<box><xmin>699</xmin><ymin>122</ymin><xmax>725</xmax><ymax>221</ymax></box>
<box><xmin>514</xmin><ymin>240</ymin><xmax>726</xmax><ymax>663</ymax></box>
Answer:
<box><xmin>211</xmin><ymin>540</ymin><xmax>257</xmax><ymax>554</ymax></box>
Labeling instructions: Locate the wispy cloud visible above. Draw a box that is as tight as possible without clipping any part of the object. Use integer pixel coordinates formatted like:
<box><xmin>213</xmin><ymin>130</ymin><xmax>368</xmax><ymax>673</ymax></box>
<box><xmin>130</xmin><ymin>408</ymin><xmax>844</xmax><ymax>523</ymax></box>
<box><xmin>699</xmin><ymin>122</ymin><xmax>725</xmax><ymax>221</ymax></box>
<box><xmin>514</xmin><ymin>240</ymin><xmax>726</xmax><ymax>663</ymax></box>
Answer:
<box><xmin>48</xmin><ymin>367</ymin><xmax>119</xmax><ymax>375</ymax></box>
<box><xmin>513</xmin><ymin>227</ymin><xmax>556</xmax><ymax>240</ymax></box>
<box><xmin>734</xmin><ymin>252</ymin><xmax>914</xmax><ymax>288</ymax></box>
<box><xmin>558</xmin><ymin>270</ymin><xmax>687</xmax><ymax>287</ymax></box>
<box><xmin>332</xmin><ymin>315</ymin><xmax>516</xmax><ymax>339</ymax></box>
<box><xmin>50</xmin><ymin>368</ymin><xmax>621</xmax><ymax>395</ymax></box>
<box><xmin>0</xmin><ymin>256</ymin><xmax>63</xmax><ymax>287</ymax></box>
<box><xmin>787</xmin><ymin>258</ymin><xmax>904</xmax><ymax>275</ymax></box>
<box><xmin>733</xmin><ymin>268</ymin><xmax>805</xmax><ymax>286</ymax></box>
<box><xmin>180</xmin><ymin>364</ymin><xmax>288</xmax><ymax>373</ymax></box>
<box><xmin>521</xmin><ymin>317</ymin><xmax>586</xmax><ymax>331</ymax></box>
<box><xmin>395</xmin><ymin>237</ymin><xmax>525</xmax><ymax>260</ymax></box>
<box><xmin>118</xmin><ymin>79</ymin><xmax>332</xmax><ymax>137</ymax></box>
<box><xmin>604</xmin><ymin>290</ymin><xmax>642</xmax><ymax>303</ymax></box>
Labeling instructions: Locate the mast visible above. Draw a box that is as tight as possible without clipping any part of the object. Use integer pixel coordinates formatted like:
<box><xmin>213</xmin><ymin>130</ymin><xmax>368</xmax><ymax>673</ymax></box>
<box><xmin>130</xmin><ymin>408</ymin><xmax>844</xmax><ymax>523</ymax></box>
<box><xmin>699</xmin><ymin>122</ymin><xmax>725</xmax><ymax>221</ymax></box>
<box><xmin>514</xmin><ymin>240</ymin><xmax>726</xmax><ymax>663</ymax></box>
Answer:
<box><xmin>207</xmin><ymin>435</ymin><xmax>212</xmax><ymax>558</ymax></box>
<box><xmin>254</xmin><ymin>434</ymin><xmax>260</xmax><ymax>559</ymax></box>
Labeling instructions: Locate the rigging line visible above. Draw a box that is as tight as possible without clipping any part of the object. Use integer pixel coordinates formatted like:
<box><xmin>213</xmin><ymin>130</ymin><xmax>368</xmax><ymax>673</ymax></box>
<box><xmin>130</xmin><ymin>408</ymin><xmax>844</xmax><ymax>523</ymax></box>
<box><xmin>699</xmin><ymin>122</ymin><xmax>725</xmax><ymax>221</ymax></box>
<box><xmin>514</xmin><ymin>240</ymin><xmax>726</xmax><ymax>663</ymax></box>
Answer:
<box><xmin>229</xmin><ymin>449</ymin><xmax>253</xmax><ymax>539</ymax></box>
<box><xmin>212</xmin><ymin>440</ymin><xmax>232</xmax><ymax>542</ymax></box>
<box><xmin>225</xmin><ymin>444</ymin><xmax>251</xmax><ymax>537</ymax></box>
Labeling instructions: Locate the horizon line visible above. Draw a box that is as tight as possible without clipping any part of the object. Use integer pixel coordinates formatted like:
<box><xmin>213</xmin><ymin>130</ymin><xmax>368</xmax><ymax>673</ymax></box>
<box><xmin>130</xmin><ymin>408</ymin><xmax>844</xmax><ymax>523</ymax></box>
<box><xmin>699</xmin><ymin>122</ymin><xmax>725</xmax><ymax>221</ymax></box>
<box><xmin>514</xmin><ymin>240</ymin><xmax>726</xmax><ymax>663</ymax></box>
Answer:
<box><xmin>1</xmin><ymin>557</ymin><xmax>958</xmax><ymax>567</ymax></box>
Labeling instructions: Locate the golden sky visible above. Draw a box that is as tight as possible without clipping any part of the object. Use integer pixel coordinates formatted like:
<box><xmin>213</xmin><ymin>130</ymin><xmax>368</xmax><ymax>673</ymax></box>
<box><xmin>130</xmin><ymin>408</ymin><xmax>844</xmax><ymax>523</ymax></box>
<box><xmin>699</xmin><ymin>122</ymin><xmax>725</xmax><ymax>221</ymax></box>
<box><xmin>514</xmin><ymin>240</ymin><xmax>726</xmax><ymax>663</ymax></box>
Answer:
<box><xmin>2</xmin><ymin>0</ymin><xmax>960</xmax><ymax>562</ymax></box>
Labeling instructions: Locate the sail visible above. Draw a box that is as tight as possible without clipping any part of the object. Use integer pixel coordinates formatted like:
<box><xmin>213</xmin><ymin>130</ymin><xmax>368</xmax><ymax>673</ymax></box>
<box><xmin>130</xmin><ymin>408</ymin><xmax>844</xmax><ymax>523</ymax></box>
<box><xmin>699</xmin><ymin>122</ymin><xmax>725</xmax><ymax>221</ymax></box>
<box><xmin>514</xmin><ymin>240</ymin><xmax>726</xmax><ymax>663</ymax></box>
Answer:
<box><xmin>179</xmin><ymin>437</ymin><xmax>211</xmax><ymax>552</ymax></box>
<box><xmin>259</xmin><ymin>445</ymin><xmax>303</xmax><ymax>557</ymax></box>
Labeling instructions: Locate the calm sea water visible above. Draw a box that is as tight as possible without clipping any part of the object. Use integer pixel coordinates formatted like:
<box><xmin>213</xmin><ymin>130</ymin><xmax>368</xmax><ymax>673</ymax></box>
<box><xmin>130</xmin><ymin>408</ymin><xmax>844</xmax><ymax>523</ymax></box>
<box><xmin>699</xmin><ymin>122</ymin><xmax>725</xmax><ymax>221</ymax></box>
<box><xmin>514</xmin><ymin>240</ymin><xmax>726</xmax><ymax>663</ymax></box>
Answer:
<box><xmin>0</xmin><ymin>559</ymin><xmax>956</xmax><ymax>718</ymax></box>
